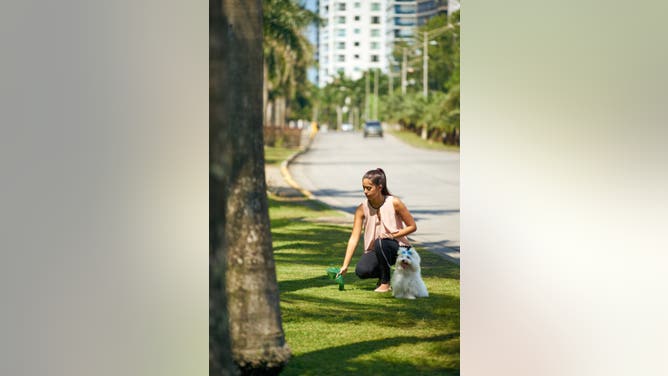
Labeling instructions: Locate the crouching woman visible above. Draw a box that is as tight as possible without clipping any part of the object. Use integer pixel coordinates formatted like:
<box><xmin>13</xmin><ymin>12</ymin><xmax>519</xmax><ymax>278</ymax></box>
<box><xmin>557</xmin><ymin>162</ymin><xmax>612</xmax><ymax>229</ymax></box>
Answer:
<box><xmin>337</xmin><ymin>168</ymin><xmax>417</xmax><ymax>292</ymax></box>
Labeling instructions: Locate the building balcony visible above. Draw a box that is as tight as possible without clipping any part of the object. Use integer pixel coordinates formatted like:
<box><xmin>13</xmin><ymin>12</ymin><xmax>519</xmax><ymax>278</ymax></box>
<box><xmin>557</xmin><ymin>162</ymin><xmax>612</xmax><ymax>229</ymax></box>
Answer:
<box><xmin>394</xmin><ymin>6</ymin><xmax>416</xmax><ymax>14</ymax></box>
<box><xmin>394</xmin><ymin>29</ymin><xmax>414</xmax><ymax>38</ymax></box>
<box><xmin>394</xmin><ymin>18</ymin><xmax>416</xmax><ymax>26</ymax></box>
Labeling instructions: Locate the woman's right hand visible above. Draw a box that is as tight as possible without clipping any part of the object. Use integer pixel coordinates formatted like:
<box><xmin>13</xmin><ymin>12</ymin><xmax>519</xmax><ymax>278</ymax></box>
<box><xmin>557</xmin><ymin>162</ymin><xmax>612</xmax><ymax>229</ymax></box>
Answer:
<box><xmin>337</xmin><ymin>265</ymin><xmax>348</xmax><ymax>278</ymax></box>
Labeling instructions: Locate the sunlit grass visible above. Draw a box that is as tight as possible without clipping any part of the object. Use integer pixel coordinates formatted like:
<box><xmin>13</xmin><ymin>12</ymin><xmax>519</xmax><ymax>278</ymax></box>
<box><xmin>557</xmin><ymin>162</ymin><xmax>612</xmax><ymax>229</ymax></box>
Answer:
<box><xmin>389</xmin><ymin>129</ymin><xmax>460</xmax><ymax>152</ymax></box>
<box><xmin>270</xmin><ymin>197</ymin><xmax>460</xmax><ymax>375</ymax></box>
<box><xmin>264</xmin><ymin>145</ymin><xmax>299</xmax><ymax>166</ymax></box>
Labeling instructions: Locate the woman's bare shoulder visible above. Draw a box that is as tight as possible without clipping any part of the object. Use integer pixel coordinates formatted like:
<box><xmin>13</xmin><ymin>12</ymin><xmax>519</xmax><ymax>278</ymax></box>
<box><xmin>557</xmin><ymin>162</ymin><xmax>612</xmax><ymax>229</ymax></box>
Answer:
<box><xmin>355</xmin><ymin>203</ymin><xmax>365</xmax><ymax>214</ymax></box>
<box><xmin>391</xmin><ymin>196</ymin><xmax>406</xmax><ymax>207</ymax></box>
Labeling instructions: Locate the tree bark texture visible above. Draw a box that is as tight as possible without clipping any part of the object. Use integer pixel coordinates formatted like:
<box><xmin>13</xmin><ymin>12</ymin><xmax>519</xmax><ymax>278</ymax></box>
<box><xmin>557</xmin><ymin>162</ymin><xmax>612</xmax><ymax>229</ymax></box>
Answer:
<box><xmin>210</xmin><ymin>1</ymin><xmax>290</xmax><ymax>375</ymax></box>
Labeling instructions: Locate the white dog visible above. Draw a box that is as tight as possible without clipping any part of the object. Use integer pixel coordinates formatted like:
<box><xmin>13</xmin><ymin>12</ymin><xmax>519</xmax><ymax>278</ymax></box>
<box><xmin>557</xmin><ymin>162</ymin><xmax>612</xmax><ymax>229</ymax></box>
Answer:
<box><xmin>391</xmin><ymin>247</ymin><xmax>429</xmax><ymax>299</ymax></box>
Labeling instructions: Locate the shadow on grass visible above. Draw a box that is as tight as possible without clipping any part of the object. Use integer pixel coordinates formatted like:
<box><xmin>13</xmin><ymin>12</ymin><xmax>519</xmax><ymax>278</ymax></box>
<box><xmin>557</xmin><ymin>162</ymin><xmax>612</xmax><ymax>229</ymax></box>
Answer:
<box><xmin>283</xmin><ymin>333</ymin><xmax>460</xmax><ymax>376</ymax></box>
<box><xmin>280</xmin><ymin>291</ymin><xmax>459</xmax><ymax>327</ymax></box>
<box><xmin>419</xmin><ymin>251</ymin><xmax>460</xmax><ymax>280</ymax></box>
<box><xmin>272</xmin><ymin>223</ymin><xmax>352</xmax><ymax>266</ymax></box>
<box><xmin>278</xmin><ymin>275</ymin><xmax>334</xmax><ymax>293</ymax></box>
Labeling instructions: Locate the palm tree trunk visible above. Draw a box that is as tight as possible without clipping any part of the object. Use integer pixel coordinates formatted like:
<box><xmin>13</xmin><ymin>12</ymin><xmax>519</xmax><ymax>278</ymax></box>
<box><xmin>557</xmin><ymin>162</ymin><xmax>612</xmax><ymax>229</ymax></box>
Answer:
<box><xmin>210</xmin><ymin>1</ymin><xmax>290</xmax><ymax>374</ymax></box>
<box><xmin>336</xmin><ymin>106</ymin><xmax>342</xmax><ymax>129</ymax></box>
<box><xmin>273</xmin><ymin>98</ymin><xmax>280</xmax><ymax>127</ymax></box>
<box><xmin>284</xmin><ymin>97</ymin><xmax>291</xmax><ymax>124</ymax></box>
<box><xmin>270</xmin><ymin>96</ymin><xmax>278</xmax><ymax>127</ymax></box>
<box><xmin>266</xmin><ymin>100</ymin><xmax>274</xmax><ymax>128</ymax></box>
<box><xmin>277</xmin><ymin>96</ymin><xmax>286</xmax><ymax>127</ymax></box>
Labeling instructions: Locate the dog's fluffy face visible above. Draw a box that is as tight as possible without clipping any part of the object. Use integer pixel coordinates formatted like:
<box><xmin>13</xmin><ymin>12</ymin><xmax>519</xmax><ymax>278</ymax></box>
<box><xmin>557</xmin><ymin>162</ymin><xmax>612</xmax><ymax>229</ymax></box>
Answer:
<box><xmin>392</xmin><ymin>247</ymin><xmax>428</xmax><ymax>299</ymax></box>
<box><xmin>395</xmin><ymin>248</ymin><xmax>421</xmax><ymax>272</ymax></box>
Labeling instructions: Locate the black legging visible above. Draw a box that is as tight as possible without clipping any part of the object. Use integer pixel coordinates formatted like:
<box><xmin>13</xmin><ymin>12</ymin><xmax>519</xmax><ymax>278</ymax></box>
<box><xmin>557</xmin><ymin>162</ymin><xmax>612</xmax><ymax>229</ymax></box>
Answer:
<box><xmin>355</xmin><ymin>238</ymin><xmax>399</xmax><ymax>284</ymax></box>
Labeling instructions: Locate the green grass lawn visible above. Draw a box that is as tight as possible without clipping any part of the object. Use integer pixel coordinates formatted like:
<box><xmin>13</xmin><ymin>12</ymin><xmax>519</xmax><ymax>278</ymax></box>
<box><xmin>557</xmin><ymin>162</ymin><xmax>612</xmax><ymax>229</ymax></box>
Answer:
<box><xmin>265</xmin><ymin>145</ymin><xmax>300</xmax><ymax>166</ymax></box>
<box><xmin>269</xmin><ymin>197</ymin><xmax>460</xmax><ymax>375</ymax></box>
<box><xmin>389</xmin><ymin>129</ymin><xmax>460</xmax><ymax>152</ymax></box>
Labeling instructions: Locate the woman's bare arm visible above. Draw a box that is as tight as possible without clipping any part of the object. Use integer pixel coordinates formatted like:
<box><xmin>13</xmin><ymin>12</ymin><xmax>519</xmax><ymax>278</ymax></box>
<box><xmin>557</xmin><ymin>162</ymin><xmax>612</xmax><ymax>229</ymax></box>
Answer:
<box><xmin>338</xmin><ymin>204</ymin><xmax>365</xmax><ymax>276</ymax></box>
<box><xmin>390</xmin><ymin>197</ymin><xmax>417</xmax><ymax>239</ymax></box>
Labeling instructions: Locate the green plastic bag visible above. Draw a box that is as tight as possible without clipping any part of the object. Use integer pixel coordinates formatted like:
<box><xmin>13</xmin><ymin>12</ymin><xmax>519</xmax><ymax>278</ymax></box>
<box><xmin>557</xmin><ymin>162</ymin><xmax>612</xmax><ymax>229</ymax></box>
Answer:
<box><xmin>326</xmin><ymin>266</ymin><xmax>339</xmax><ymax>279</ymax></box>
<box><xmin>326</xmin><ymin>266</ymin><xmax>345</xmax><ymax>290</ymax></box>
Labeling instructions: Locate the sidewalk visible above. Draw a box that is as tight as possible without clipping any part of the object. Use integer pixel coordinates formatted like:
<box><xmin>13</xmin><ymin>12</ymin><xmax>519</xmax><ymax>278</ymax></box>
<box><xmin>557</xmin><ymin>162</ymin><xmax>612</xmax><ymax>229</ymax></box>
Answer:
<box><xmin>265</xmin><ymin>128</ymin><xmax>313</xmax><ymax>199</ymax></box>
<box><xmin>265</xmin><ymin>164</ymin><xmax>304</xmax><ymax>199</ymax></box>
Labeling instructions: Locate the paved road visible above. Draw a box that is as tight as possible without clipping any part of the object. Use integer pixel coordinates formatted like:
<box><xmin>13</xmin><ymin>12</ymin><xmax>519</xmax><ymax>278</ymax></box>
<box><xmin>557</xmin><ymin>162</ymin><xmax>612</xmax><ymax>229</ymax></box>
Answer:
<box><xmin>289</xmin><ymin>129</ymin><xmax>460</xmax><ymax>263</ymax></box>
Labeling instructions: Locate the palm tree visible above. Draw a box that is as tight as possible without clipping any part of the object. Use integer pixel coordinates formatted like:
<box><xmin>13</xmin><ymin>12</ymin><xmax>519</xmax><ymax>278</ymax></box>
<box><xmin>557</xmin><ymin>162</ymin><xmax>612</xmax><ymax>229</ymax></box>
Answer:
<box><xmin>263</xmin><ymin>0</ymin><xmax>320</xmax><ymax>127</ymax></box>
<box><xmin>210</xmin><ymin>1</ymin><xmax>290</xmax><ymax>374</ymax></box>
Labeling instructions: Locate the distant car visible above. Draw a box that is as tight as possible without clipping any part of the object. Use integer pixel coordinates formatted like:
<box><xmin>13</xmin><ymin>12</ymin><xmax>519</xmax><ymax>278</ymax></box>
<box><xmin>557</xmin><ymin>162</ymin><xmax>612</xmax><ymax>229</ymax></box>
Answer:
<box><xmin>341</xmin><ymin>123</ymin><xmax>354</xmax><ymax>132</ymax></box>
<box><xmin>363</xmin><ymin>121</ymin><xmax>383</xmax><ymax>138</ymax></box>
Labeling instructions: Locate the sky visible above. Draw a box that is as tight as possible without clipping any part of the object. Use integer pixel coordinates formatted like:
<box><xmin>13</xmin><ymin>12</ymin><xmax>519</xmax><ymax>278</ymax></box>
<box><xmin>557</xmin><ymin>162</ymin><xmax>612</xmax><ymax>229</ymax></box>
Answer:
<box><xmin>301</xmin><ymin>0</ymin><xmax>319</xmax><ymax>84</ymax></box>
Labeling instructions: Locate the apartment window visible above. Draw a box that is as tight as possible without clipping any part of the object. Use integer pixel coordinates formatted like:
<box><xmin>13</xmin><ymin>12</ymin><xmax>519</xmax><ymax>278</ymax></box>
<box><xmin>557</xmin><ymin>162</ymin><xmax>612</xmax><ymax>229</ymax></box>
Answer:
<box><xmin>337</xmin><ymin>16</ymin><xmax>346</xmax><ymax>24</ymax></box>
<box><xmin>337</xmin><ymin>42</ymin><xmax>345</xmax><ymax>49</ymax></box>
<box><xmin>337</xmin><ymin>55</ymin><xmax>345</xmax><ymax>62</ymax></box>
<box><xmin>354</xmin><ymin>28</ymin><xmax>361</xmax><ymax>34</ymax></box>
<box><xmin>371</xmin><ymin>42</ymin><xmax>380</xmax><ymax>50</ymax></box>
<box><xmin>354</xmin><ymin>54</ymin><xmax>360</xmax><ymax>59</ymax></box>
<box><xmin>354</xmin><ymin>41</ymin><xmax>360</xmax><ymax>47</ymax></box>
<box><xmin>354</xmin><ymin>15</ymin><xmax>360</xmax><ymax>21</ymax></box>
<box><xmin>371</xmin><ymin>3</ymin><xmax>381</xmax><ymax>11</ymax></box>
<box><xmin>354</xmin><ymin>2</ymin><xmax>361</xmax><ymax>8</ymax></box>
<box><xmin>337</xmin><ymin>3</ymin><xmax>346</xmax><ymax>11</ymax></box>
<box><xmin>370</xmin><ymin>29</ymin><xmax>380</xmax><ymax>37</ymax></box>
<box><xmin>371</xmin><ymin>16</ymin><xmax>380</xmax><ymax>24</ymax></box>
<box><xmin>370</xmin><ymin>55</ymin><xmax>379</xmax><ymax>62</ymax></box>
<box><xmin>337</xmin><ymin>29</ymin><xmax>346</xmax><ymax>37</ymax></box>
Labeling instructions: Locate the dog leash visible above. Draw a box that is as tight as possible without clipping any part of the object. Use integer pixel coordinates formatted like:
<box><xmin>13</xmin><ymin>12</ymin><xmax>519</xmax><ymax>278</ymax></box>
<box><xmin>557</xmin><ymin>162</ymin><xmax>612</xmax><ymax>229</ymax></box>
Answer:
<box><xmin>379</xmin><ymin>237</ymin><xmax>415</xmax><ymax>269</ymax></box>
<box><xmin>377</xmin><ymin>237</ymin><xmax>394</xmax><ymax>269</ymax></box>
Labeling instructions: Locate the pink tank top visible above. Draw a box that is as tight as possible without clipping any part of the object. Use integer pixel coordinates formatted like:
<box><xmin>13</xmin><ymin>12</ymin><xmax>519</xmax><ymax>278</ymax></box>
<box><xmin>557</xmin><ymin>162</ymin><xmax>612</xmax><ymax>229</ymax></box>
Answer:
<box><xmin>362</xmin><ymin>195</ymin><xmax>411</xmax><ymax>252</ymax></box>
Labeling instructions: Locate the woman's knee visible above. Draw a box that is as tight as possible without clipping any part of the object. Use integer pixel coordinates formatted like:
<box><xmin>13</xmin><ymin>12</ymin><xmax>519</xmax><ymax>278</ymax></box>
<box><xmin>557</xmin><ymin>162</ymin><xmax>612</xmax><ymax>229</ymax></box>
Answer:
<box><xmin>355</xmin><ymin>259</ymin><xmax>378</xmax><ymax>278</ymax></box>
<box><xmin>355</xmin><ymin>263</ymin><xmax>375</xmax><ymax>278</ymax></box>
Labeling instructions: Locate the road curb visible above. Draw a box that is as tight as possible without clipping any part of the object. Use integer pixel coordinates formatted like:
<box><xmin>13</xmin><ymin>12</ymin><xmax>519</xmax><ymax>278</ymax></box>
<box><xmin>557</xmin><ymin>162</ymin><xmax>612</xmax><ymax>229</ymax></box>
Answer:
<box><xmin>440</xmin><ymin>247</ymin><xmax>461</xmax><ymax>265</ymax></box>
<box><xmin>279</xmin><ymin>131</ymin><xmax>316</xmax><ymax>199</ymax></box>
<box><xmin>409</xmin><ymin>243</ymin><xmax>460</xmax><ymax>265</ymax></box>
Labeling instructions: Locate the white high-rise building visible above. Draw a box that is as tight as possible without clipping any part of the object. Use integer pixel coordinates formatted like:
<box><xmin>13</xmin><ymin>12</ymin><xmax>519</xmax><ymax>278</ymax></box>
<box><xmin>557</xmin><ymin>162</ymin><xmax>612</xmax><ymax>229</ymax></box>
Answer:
<box><xmin>316</xmin><ymin>0</ymin><xmax>451</xmax><ymax>88</ymax></box>
<box><xmin>317</xmin><ymin>0</ymin><xmax>389</xmax><ymax>87</ymax></box>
